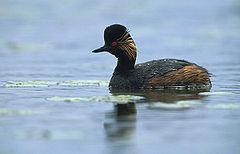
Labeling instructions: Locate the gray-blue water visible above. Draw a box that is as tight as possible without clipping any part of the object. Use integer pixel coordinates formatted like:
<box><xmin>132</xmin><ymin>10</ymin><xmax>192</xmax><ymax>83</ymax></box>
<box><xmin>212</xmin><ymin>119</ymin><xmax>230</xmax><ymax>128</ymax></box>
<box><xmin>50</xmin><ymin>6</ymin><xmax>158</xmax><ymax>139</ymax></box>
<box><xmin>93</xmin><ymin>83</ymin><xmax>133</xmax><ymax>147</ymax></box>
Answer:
<box><xmin>0</xmin><ymin>0</ymin><xmax>240</xmax><ymax>154</ymax></box>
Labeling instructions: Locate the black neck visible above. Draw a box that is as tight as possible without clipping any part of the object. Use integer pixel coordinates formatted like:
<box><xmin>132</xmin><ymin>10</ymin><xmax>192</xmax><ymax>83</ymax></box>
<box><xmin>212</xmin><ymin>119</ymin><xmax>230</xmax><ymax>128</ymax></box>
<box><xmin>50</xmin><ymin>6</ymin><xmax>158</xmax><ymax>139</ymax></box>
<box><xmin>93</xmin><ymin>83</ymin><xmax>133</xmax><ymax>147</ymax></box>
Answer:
<box><xmin>114</xmin><ymin>55</ymin><xmax>136</xmax><ymax>74</ymax></box>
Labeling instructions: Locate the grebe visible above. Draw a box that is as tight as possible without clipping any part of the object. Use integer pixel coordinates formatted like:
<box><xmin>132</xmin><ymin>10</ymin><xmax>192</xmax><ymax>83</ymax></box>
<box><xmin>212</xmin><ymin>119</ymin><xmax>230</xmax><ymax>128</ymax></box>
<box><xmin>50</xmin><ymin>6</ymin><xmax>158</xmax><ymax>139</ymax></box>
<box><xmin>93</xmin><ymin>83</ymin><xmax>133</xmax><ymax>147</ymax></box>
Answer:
<box><xmin>92</xmin><ymin>24</ymin><xmax>211</xmax><ymax>90</ymax></box>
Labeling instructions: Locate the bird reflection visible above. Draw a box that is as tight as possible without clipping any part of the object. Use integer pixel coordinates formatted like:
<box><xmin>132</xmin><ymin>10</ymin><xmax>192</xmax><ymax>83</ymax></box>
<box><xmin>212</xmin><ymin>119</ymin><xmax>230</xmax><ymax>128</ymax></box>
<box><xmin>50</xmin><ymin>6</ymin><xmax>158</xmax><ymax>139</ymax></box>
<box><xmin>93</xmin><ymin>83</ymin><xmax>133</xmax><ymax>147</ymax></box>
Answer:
<box><xmin>143</xmin><ymin>90</ymin><xmax>206</xmax><ymax>103</ymax></box>
<box><xmin>110</xmin><ymin>88</ymin><xmax>207</xmax><ymax>103</ymax></box>
<box><xmin>104</xmin><ymin>102</ymin><xmax>136</xmax><ymax>141</ymax></box>
<box><xmin>104</xmin><ymin>89</ymin><xmax>208</xmax><ymax>141</ymax></box>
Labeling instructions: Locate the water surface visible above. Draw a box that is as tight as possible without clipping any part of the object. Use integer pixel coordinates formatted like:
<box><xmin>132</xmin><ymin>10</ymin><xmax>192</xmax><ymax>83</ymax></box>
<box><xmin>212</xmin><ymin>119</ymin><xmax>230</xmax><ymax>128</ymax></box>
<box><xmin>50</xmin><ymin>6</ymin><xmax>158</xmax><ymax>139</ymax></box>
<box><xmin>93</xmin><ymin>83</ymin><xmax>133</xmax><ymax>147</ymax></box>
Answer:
<box><xmin>0</xmin><ymin>0</ymin><xmax>240</xmax><ymax>154</ymax></box>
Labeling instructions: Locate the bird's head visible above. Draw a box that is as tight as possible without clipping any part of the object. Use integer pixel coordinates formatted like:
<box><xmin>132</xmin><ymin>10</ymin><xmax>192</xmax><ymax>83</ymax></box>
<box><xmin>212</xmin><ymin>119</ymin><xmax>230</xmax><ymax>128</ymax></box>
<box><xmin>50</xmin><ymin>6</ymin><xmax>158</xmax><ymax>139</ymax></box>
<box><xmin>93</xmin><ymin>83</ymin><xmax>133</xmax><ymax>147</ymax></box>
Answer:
<box><xmin>92</xmin><ymin>24</ymin><xmax>137</xmax><ymax>61</ymax></box>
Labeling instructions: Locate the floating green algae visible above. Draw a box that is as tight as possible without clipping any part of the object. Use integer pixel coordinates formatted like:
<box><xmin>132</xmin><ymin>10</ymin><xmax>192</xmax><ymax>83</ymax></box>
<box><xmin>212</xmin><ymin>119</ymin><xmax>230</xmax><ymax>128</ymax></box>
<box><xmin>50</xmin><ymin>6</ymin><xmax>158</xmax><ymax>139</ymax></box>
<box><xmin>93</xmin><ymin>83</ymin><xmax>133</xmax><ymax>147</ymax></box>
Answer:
<box><xmin>148</xmin><ymin>100</ymin><xmax>202</xmax><ymax>110</ymax></box>
<box><xmin>199</xmin><ymin>91</ymin><xmax>235</xmax><ymax>96</ymax></box>
<box><xmin>46</xmin><ymin>96</ymin><xmax>90</xmax><ymax>102</ymax></box>
<box><xmin>3</xmin><ymin>80</ymin><xmax>109</xmax><ymax>88</ymax></box>
<box><xmin>148</xmin><ymin>101</ymin><xmax>240</xmax><ymax>110</ymax></box>
<box><xmin>59</xmin><ymin>80</ymin><xmax>109</xmax><ymax>87</ymax></box>
<box><xmin>3</xmin><ymin>80</ymin><xmax>58</xmax><ymax>88</ymax></box>
<box><xmin>91</xmin><ymin>95</ymin><xmax>144</xmax><ymax>104</ymax></box>
<box><xmin>206</xmin><ymin>103</ymin><xmax>240</xmax><ymax>109</ymax></box>
<box><xmin>0</xmin><ymin>108</ymin><xmax>38</xmax><ymax>116</ymax></box>
<box><xmin>46</xmin><ymin>95</ymin><xmax>144</xmax><ymax>104</ymax></box>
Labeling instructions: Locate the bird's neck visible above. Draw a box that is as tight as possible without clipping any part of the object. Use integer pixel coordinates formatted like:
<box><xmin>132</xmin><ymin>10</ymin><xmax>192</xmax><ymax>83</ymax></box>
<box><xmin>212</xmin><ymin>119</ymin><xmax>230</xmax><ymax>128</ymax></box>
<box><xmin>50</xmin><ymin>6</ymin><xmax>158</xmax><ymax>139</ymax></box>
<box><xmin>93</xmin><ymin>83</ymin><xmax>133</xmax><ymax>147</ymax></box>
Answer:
<box><xmin>114</xmin><ymin>56</ymin><xmax>136</xmax><ymax>74</ymax></box>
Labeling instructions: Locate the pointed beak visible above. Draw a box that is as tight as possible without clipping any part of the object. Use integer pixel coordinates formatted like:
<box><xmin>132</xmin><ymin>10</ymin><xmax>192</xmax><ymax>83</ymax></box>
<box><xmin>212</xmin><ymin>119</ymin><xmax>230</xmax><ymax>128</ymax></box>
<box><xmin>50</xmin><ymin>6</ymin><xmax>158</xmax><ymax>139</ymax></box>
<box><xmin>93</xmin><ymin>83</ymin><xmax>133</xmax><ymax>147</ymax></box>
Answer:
<box><xmin>92</xmin><ymin>45</ymin><xmax>110</xmax><ymax>53</ymax></box>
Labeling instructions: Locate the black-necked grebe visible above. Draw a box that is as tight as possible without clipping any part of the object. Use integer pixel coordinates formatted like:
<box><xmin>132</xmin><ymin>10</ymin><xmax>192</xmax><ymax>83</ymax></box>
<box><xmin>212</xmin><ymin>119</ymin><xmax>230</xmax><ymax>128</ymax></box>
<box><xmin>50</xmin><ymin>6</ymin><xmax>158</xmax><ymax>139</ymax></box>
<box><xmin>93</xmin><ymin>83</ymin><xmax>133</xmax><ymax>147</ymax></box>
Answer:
<box><xmin>92</xmin><ymin>24</ymin><xmax>211</xmax><ymax>90</ymax></box>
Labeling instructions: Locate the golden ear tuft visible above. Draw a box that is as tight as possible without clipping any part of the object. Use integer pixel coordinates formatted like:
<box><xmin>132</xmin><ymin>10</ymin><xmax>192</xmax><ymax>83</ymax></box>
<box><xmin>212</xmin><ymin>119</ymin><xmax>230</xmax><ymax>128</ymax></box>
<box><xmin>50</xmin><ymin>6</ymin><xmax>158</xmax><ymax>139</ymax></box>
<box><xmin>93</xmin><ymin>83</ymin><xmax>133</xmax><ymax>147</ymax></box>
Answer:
<box><xmin>117</xmin><ymin>31</ymin><xmax>137</xmax><ymax>60</ymax></box>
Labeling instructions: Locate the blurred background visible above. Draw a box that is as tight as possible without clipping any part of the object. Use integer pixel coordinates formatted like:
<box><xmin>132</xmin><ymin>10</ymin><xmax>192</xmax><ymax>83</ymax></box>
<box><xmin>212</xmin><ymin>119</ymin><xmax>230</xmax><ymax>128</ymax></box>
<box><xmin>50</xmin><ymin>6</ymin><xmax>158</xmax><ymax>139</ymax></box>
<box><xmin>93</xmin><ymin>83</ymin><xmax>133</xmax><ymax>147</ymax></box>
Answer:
<box><xmin>0</xmin><ymin>0</ymin><xmax>240</xmax><ymax>154</ymax></box>
<box><xmin>1</xmin><ymin>0</ymin><xmax>240</xmax><ymax>81</ymax></box>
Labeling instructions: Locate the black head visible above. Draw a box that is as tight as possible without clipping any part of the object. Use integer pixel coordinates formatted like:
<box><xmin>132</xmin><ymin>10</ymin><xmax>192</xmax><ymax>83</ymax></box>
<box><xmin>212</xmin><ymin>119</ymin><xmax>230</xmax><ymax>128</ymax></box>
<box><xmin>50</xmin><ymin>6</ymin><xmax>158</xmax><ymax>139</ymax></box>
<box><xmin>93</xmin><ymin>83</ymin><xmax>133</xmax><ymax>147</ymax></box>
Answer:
<box><xmin>92</xmin><ymin>24</ymin><xmax>137</xmax><ymax>61</ymax></box>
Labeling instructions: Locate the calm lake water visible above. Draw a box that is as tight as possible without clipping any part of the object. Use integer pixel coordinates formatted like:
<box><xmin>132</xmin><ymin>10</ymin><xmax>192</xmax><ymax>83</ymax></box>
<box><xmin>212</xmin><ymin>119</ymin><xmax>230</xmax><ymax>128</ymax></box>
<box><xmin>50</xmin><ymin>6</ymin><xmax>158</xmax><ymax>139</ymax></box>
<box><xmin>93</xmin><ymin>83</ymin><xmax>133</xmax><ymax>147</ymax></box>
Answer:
<box><xmin>0</xmin><ymin>0</ymin><xmax>240</xmax><ymax>154</ymax></box>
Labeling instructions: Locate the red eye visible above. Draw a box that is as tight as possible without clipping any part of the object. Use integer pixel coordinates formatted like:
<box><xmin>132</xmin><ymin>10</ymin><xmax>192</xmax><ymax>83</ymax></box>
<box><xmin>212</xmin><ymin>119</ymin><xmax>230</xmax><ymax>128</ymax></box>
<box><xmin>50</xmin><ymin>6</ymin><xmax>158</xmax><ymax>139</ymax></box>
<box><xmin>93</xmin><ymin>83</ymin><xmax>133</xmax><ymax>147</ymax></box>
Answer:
<box><xmin>111</xmin><ymin>41</ymin><xmax>118</xmax><ymax>47</ymax></box>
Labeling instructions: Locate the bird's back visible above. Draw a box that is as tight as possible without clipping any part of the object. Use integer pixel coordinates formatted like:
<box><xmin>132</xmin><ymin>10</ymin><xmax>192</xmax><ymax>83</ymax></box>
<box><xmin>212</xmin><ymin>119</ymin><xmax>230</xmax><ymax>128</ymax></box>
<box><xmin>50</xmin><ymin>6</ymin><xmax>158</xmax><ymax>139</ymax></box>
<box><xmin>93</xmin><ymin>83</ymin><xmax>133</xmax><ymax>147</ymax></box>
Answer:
<box><xmin>109</xmin><ymin>59</ymin><xmax>211</xmax><ymax>90</ymax></box>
